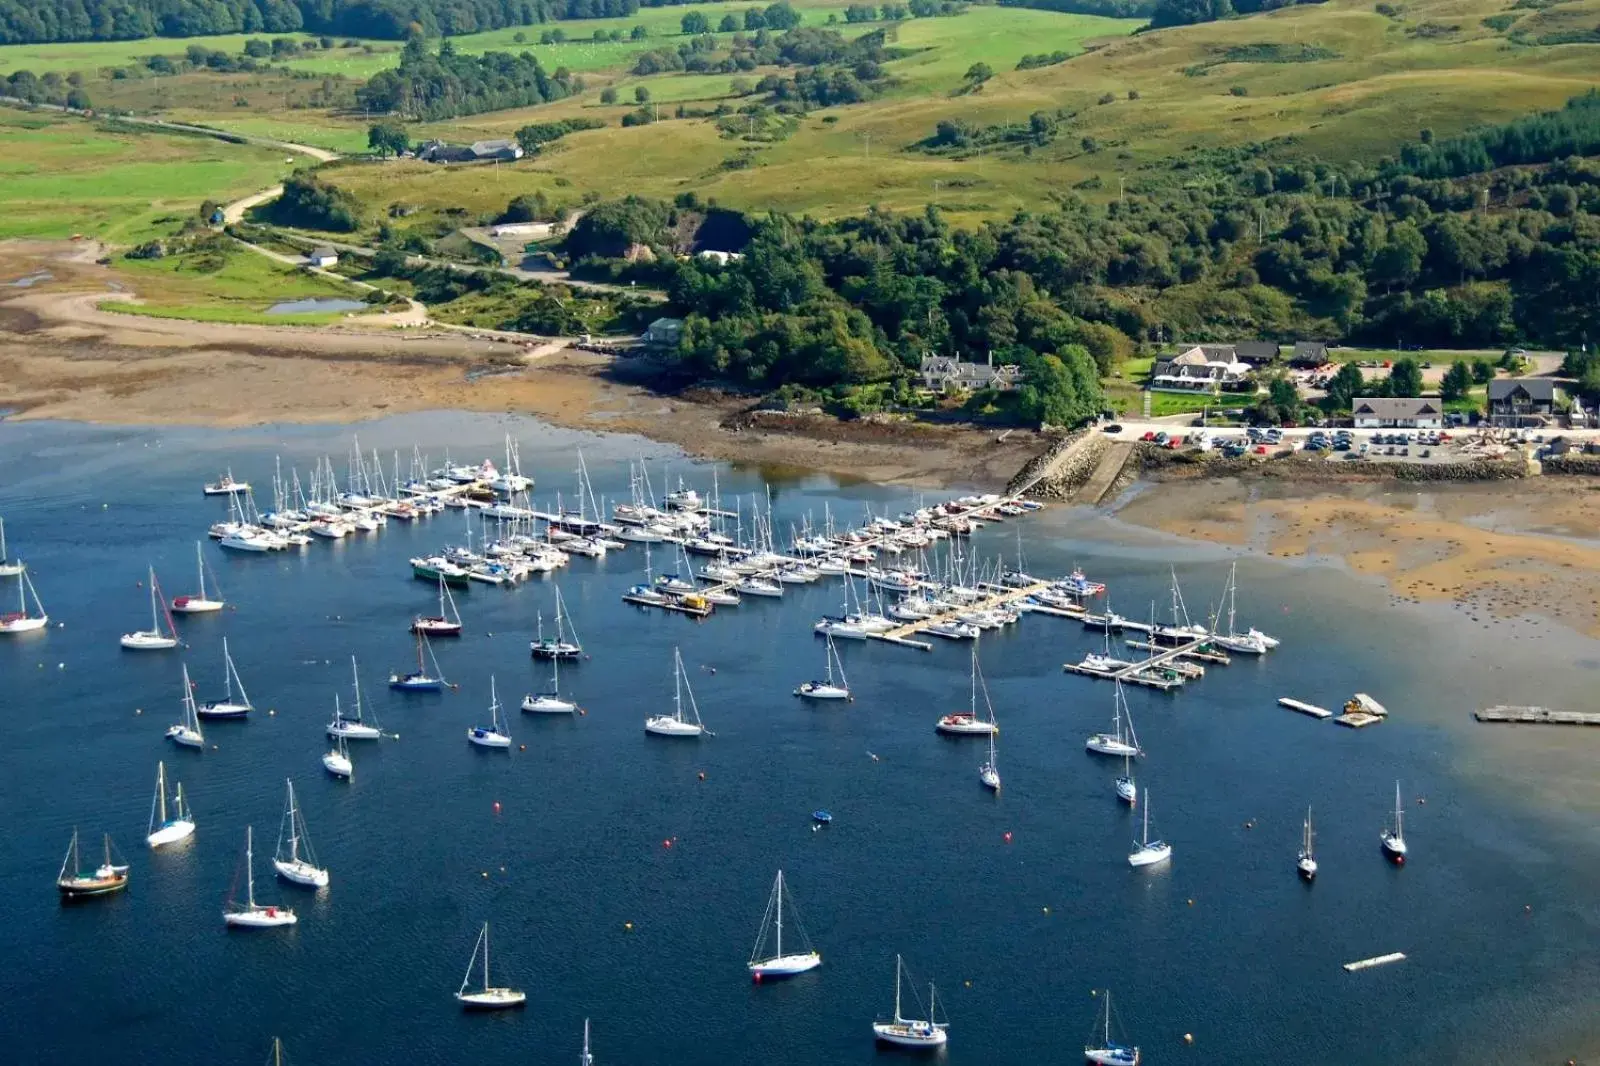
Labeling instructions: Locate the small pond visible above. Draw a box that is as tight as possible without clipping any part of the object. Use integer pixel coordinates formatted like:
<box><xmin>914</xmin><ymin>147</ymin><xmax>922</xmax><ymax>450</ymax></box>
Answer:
<box><xmin>265</xmin><ymin>297</ymin><xmax>368</xmax><ymax>315</ymax></box>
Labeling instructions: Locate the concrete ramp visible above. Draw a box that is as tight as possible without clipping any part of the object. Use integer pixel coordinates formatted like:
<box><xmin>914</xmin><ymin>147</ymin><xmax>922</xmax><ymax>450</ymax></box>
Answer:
<box><xmin>1076</xmin><ymin>441</ymin><xmax>1134</xmax><ymax>505</ymax></box>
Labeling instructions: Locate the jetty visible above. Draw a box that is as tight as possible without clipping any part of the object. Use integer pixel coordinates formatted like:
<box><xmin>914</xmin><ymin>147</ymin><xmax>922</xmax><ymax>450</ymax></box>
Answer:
<box><xmin>1279</xmin><ymin>697</ymin><xmax>1333</xmax><ymax>720</ymax></box>
<box><xmin>1343</xmin><ymin>952</ymin><xmax>1406</xmax><ymax>973</ymax></box>
<box><xmin>1474</xmin><ymin>706</ymin><xmax>1600</xmax><ymax>726</ymax></box>
<box><xmin>1063</xmin><ymin>636</ymin><xmax>1213</xmax><ymax>690</ymax></box>
<box><xmin>1126</xmin><ymin>639</ymin><xmax>1231</xmax><ymax>666</ymax></box>
<box><xmin>869</xmin><ymin>580</ymin><xmax>1052</xmax><ymax>651</ymax></box>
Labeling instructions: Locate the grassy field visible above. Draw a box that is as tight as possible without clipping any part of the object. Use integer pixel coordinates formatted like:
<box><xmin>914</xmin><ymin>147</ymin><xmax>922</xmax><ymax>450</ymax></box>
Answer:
<box><xmin>110</xmin><ymin>243</ymin><xmax>369</xmax><ymax>324</ymax></box>
<box><xmin>0</xmin><ymin>111</ymin><xmax>299</xmax><ymax>242</ymax></box>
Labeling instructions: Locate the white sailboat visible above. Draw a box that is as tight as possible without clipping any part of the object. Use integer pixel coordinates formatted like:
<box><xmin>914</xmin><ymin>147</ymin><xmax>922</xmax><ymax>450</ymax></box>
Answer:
<box><xmin>1209</xmin><ymin>560</ymin><xmax>1279</xmax><ymax>654</ymax></box>
<box><xmin>455</xmin><ymin>922</ymin><xmax>527</xmax><ymax>1010</ymax></box>
<box><xmin>1087</xmin><ymin>681</ymin><xmax>1142</xmax><ymax>757</ymax></box>
<box><xmin>1084</xmin><ymin>990</ymin><xmax>1141</xmax><ymax>1065</ymax></box>
<box><xmin>120</xmin><ymin>566</ymin><xmax>179</xmax><ymax>649</ymax></box>
<box><xmin>1128</xmin><ymin>789</ymin><xmax>1172</xmax><ymax>868</ymax></box>
<box><xmin>469</xmin><ymin>677</ymin><xmax>513</xmax><ymax>748</ymax></box>
<box><xmin>327</xmin><ymin>657</ymin><xmax>383</xmax><ymax>739</ymax></box>
<box><xmin>164</xmin><ymin>664</ymin><xmax>206</xmax><ymax>748</ymax></box>
<box><xmin>224</xmin><ymin>825</ymin><xmax>297</xmax><ymax>928</ymax></box>
<box><xmin>412</xmin><ymin>574</ymin><xmax>463</xmax><ymax>637</ymax></box>
<box><xmin>273</xmin><ymin>779</ymin><xmax>330</xmax><ymax>888</ymax></box>
<box><xmin>0</xmin><ymin>516</ymin><xmax>25</xmax><ymax>576</ymax></box>
<box><xmin>794</xmin><ymin>632</ymin><xmax>851</xmax><ymax>701</ymax></box>
<box><xmin>645</xmin><ymin>647</ymin><xmax>709</xmax><ymax>737</ymax></box>
<box><xmin>747</xmin><ymin>870</ymin><xmax>822</xmax><ymax>979</ymax></box>
<box><xmin>521</xmin><ymin>651</ymin><xmax>577</xmax><ymax>714</ymax></box>
<box><xmin>1381</xmin><ymin>780</ymin><xmax>1407</xmax><ymax>863</ymax></box>
<box><xmin>1298</xmin><ymin>804</ymin><xmax>1318</xmax><ymax>880</ymax></box>
<box><xmin>871</xmin><ymin>954</ymin><xmax>947</xmax><ymax>1049</ymax></box>
<box><xmin>323</xmin><ymin>727</ymin><xmax>353</xmax><ymax>779</ymax></box>
<box><xmin>531</xmin><ymin>586</ymin><xmax>583</xmax><ymax>659</ymax></box>
<box><xmin>0</xmin><ymin>568</ymin><xmax>48</xmax><ymax>634</ymax></box>
<box><xmin>145</xmin><ymin>761</ymin><xmax>196</xmax><ymax>847</ymax></box>
<box><xmin>171</xmin><ymin>541</ymin><xmax>224</xmax><ymax>614</ymax></box>
<box><xmin>979</xmin><ymin>726</ymin><xmax>1001</xmax><ymax>791</ymax></box>
<box><xmin>935</xmin><ymin>643</ymin><xmax>998</xmax><ymax>735</ymax></box>
<box><xmin>1116</xmin><ymin>752</ymin><xmax>1138</xmax><ymax>805</ymax></box>
<box><xmin>197</xmin><ymin>637</ymin><xmax>252</xmax><ymax>718</ymax></box>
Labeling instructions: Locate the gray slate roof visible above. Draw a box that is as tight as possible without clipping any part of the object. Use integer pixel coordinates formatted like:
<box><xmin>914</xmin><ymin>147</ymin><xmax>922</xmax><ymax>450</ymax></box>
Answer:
<box><xmin>1487</xmin><ymin>378</ymin><xmax>1556</xmax><ymax>402</ymax></box>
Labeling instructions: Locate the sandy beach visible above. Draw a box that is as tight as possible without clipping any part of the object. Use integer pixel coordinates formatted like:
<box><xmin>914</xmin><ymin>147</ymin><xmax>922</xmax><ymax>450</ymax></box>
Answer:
<box><xmin>0</xmin><ymin>241</ymin><xmax>1042</xmax><ymax>490</ymax></box>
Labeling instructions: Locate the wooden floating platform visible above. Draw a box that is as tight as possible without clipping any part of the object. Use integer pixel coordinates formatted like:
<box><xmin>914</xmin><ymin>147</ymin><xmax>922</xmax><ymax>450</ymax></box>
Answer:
<box><xmin>1081</xmin><ymin>615</ymin><xmax>1155</xmax><ymax>635</ymax></box>
<box><xmin>1474</xmin><ymin>705</ymin><xmax>1600</xmax><ymax>726</ymax></box>
<box><xmin>1334</xmin><ymin>712</ymin><xmax>1383</xmax><ymax>729</ymax></box>
<box><xmin>1279</xmin><ymin>697</ymin><xmax>1333</xmax><ymax>720</ymax></box>
<box><xmin>621</xmin><ymin>593</ymin><xmax>712</xmax><ymax>618</ymax></box>
<box><xmin>1344</xmin><ymin>952</ymin><xmax>1406</xmax><ymax>973</ymax></box>
<box><xmin>1126</xmin><ymin>640</ymin><xmax>1230</xmax><ymax>666</ymax></box>
<box><xmin>1017</xmin><ymin>599</ymin><xmax>1086</xmax><ymax>618</ymax></box>
<box><xmin>1063</xmin><ymin>662</ymin><xmax>1181</xmax><ymax>690</ymax></box>
<box><xmin>868</xmin><ymin>632</ymin><xmax>933</xmax><ymax>652</ymax></box>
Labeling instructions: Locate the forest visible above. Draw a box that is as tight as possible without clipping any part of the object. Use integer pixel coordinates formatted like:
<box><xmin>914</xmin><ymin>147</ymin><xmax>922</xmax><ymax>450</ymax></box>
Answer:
<box><xmin>550</xmin><ymin>91</ymin><xmax>1600</xmax><ymax>418</ymax></box>
<box><xmin>0</xmin><ymin>0</ymin><xmax>582</xmax><ymax>44</ymax></box>
<box><xmin>356</xmin><ymin>37</ymin><xmax>578</xmax><ymax>120</ymax></box>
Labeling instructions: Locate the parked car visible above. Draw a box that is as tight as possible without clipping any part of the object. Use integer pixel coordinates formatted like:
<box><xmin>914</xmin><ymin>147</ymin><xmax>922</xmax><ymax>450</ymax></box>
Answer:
<box><xmin>1103</xmin><ymin>424</ymin><xmax>1123</xmax><ymax>434</ymax></box>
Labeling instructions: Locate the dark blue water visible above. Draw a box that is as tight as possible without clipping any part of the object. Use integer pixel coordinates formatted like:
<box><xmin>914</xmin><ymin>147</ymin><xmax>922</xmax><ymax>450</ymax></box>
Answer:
<box><xmin>2</xmin><ymin>415</ymin><xmax>1597</xmax><ymax>1065</ymax></box>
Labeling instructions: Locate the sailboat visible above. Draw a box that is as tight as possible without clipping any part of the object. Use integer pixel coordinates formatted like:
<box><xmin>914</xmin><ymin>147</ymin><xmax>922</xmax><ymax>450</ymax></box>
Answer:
<box><xmin>412</xmin><ymin>574</ymin><xmax>463</xmax><ymax>637</ymax></box>
<box><xmin>871</xmin><ymin>954</ymin><xmax>947</xmax><ymax>1048</ymax></box>
<box><xmin>146</xmin><ymin>761</ymin><xmax>196</xmax><ymax>847</ymax></box>
<box><xmin>224</xmin><ymin>825</ymin><xmax>297</xmax><ymax>928</ymax></box>
<box><xmin>203</xmin><ymin>470</ymin><xmax>250</xmax><ymax>496</ymax></box>
<box><xmin>455</xmin><ymin>923</ymin><xmax>527</xmax><ymax>1010</ymax></box>
<box><xmin>1298</xmin><ymin>805</ymin><xmax>1318</xmax><ymax>880</ymax></box>
<box><xmin>469</xmin><ymin>677</ymin><xmax>513</xmax><ymax>748</ymax></box>
<box><xmin>747</xmin><ymin>870</ymin><xmax>822</xmax><ymax>979</ymax></box>
<box><xmin>273</xmin><ymin>779</ymin><xmax>329</xmax><ymax>888</ymax></box>
<box><xmin>1209</xmin><ymin>560</ymin><xmax>1279</xmax><ymax>655</ymax></box>
<box><xmin>57</xmin><ymin>830</ymin><xmax>129</xmax><ymax>899</ymax></box>
<box><xmin>1128</xmin><ymin>788</ymin><xmax>1172</xmax><ymax>867</ymax></box>
<box><xmin>0</xmin><ymin>568</ymin><xmax>48</xmax><ymax>634</ymax></box>
<box><xmin>794</xmin><ymin>632</ymin><xmax>851</xmax><ymax>700</ymax></box>
<box><xmin>165</xmin><ymin>663</ymin><xmax>206</xmax><ymax>748</ymax></box>
<box><xmin>171</xmin><ymin>541</ymin><xmax>224</xmax><ymax>614</ymax></box>
<box><xmin>1087</xmin><ymin>681</ymin><xmax>1142</xmax><ymax>757</ymax></box>
<box><xmin>197</xmin><ymin>637</ymin><xmax>252</xmax><ymax>717</ymax></box>
<box><xmin>323</xmin><ymin>727</ymin><xmax>353</xmax><ymax>779</ymax></box>
<box><xmin>935</xmin><ymin>643</ymin><xmax>998</xmax><ymax>735</ymax></box>
<box><xmin>522</xmin><ymin>651</ymin><xmax>577</xmax><ymax>714</ymax></box>
<box><xmin>1381</xmin><ymin>781</ymin><xmax>1407</xmax><ymax>863</ymax></box>
<box><xmin>1084</xmin><ymin>990</ymin><xmax>1140</xmax><ymax>1065</ymax></box>
<box><xmin>1115</xmin><ymin>752</ymin><xmax>1138</xmax><ymax>805</ymax></box>
<box><xmin>645</xmin><ymin>647</ymin><xmax>709</xmax><ymax>737</ymax></box>
<box><xmin>120</xmin><ymin>566</ymin><xmax>179</xmax><ymax>649</ymax></box>
<box><xmin>979</xmin><ymin>726</ymin><xmax>1001</xmax><ymax>791</ymax></box>
<box><xmin>327</xmin><ymin>657</ymin><xmax>383</xmax><ymax>739</ymax></box>
<box><xmin>0</xmin><ymin>515</ymin><xmax>25</xmax><ymax>576</ymax></box>
<box><xmin>531</xmin><ymin>586</ymin><xmax>583</xmax><ymax>659</ymax></box>
<box><xmin>390</xmin><ymin>630</ymin><xmax>446</xmax><ymax>691</ymax></box>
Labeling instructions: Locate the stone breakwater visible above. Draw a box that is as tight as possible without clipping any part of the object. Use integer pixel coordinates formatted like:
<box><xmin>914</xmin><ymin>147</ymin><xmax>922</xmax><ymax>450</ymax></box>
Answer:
<box><xmin>1007</xmin><ymin>430</ymin><xmax>1108</xmax><ymax>499</ymax></box>
<box><xmin>1136</xmin><ymin>446</ymin><xmax>1528</xmax><ymax>482</ymax></box>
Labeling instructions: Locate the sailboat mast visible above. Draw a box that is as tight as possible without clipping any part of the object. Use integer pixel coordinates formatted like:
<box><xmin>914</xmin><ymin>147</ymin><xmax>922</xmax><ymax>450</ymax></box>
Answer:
<box><xmin>245</xmin><ymin>826</ymin><xmax>256</xmax><ymax>907</ymax></box>
<box><xmin>157</xmin><ymin>762</ymin><xmax>168</xmax><ymax>824</ymax></box>
<box><xmin>774</xmin><ymin>872</ymin><xmax>784</xmax><ymax>958</ymax></box>
<box><xmin>893</xmin><ymin>955</ymin><xmax>903</xmax><ymax>1024</ymax></box>
<box><xmin>673</xmin><ymin>650</ymin><xmax>683</xmax><ymax>722</ymax></box>
<box><xmin>483</xmin><ymin>923</ymin><xmax>490</xmax><ymax>990</ymax></box>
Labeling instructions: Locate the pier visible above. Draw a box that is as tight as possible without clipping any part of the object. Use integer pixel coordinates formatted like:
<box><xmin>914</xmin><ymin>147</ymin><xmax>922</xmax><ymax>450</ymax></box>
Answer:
<box><xmin>1062</xmin><ymin>636</ymin><xmax>1213</xmax><ymax>690</ymax></box>
<box><xmin>1278</xmin><ymin>697</ymin><xmax>1333</xmax><ymax>720</ymax></box>
<box><xmin>869</xmin><ymin>581</ymin><xmax>1053</xmax><ymax>650</ymax></box>
<box><xmin>1474</xmin><ymin>705</ymin><xmax>1600</xmax><ymax>726</ymax></box>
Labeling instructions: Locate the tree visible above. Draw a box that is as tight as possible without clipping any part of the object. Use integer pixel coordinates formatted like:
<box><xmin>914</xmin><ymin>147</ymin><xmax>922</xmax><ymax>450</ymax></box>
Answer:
<box><xmin>681</xmin><ymin>11</ymin><xmax>710</xmax><ymax>33</ymax></box>
<box><xmin>763</xmin><ymin>2</ymin><xmax>803</xmax><ymax>29</ymax></box>
<box><xmin>964</xmin><ymin>62</ymin><xmax>994</xmax><ymax>86</ymax></box>
<box><xmin>244</xmin><ymin>38</ymin><xmax>272</xmax><ymax>58</ymax></box>
<box><xmin>1388</xmin><ymin>357</ymin><xmax>1424</xmax><ymax>397</ymax></box>
<box><xmin>1325</xmin><ymin>362</ymin><xmax>1364</xmax><ymax>410</ymax></box>
<box><xmin>64</xmin><ymin>88</ymin><xmax>91</xmax><ymax>110</ymax></box>
<box><xmin>635</xmin><ymin>85</ymin><xmax>650</xmax><ymax>103</ymax></box>
<box><xmin>1470</xmin><ymin>358</ymin><xmax>1496</xmax><ymax>385</ymax></box>
<box><xmin>1370</xmin><ymin>222</ymin><xmax>1426</xmax><ymax>291</ymax></box>
<box><xmin>600</xmin><ymin>86</ymin><xmax>618</xmax><ymax>104</ymax></box>
<box><xmin>719</xmin><ymin>14</ymin><xmax>739</xmax><ymax>31</ymax></box>
<box><xmin>1440</xmin><ymin>359</ymin><xmax>1472</xmax><ymax>402</ymax></box>
<box><xmin>631</xmin><ymin>25</ymin><xmax>648</xmax><ymax>39</ymax></box>
<box><xmin>367</xmin><ymin>121</ymin><xmax>409</xmax><ymax>158</ymax></box>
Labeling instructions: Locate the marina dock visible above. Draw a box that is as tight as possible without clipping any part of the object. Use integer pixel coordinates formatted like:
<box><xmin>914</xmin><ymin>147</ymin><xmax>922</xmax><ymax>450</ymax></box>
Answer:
<box><xmin>1474</xmin><ymin>705</ymin><xmax>1600</xmax><ymax>726</ymax></box>
<box><xmin>1126</xmin><ymin>639</ymin><xmax>1231</xmax><ymax>666</ymax></box>
<box><xmin>1062</xmin><ymin>636</ymin><xmax>1213</xmax><ymax>690</ymax></box>
<box><xmin>870</xmin><ymin>580</ymin><xmax>1053</xmax><ymax>649</ymax></box>
<box><xmin>1278</xmin><ymin>697</ymin><xmax>1333</xmax><ymax>720</ymax></box>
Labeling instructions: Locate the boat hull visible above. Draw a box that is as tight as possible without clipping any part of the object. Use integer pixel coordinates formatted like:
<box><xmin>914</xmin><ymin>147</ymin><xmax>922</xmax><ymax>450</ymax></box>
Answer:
<box><xmin>749</xmin><ymin>952</ymin><xmax>822</xmax><ymax>978</ymax></box>
<box><xmin>456</xmin><ymin>989</ymin><xmax>527</xmax><ymax>1011</ymax></box>
<box><xmin>323</xmin><ymin>754</ymin><xmax>353</xmax><ymax>778</ymax></box>
<box><xmin>273</xmin><ymin>859</ymin><xmax>330</xmax><ymax>888</ymax></box>
<box><xmin>936</xmin><ymin>715</ymin><xmax>995</xmax><ymax>736</ymax></box>
<box><xmin>412</xmin><ymin>619</ymin><xmax>462</xmax><ymax>637</ymax></box>
<box><xmin>872</xmin><ymin>1023</ymin><xmax>947</xmax><ymax>1048</ymax></box>
<box><xmin>1129</xmin><ymin>843</ymin><xmax>1172</xmax><ymax>868</ymax></box>
<box><xmin>197</xmin><ymin>701</ymin><xmax>250</xmax><ymax>719</ymax></box>
<box><xmin>171</xmin><ymin>598</ymin><xmax>224</xmax><ymax>614</ymax></box>
<box><xmin>645</xmin><ymin>716</ymin><xmax>703</xmax><ymax>737</ymax></box>
<box><xmin>58</xmin><ymin>875</ymin><xmax>129</xmax><ymax>899</ymax></box>
<box><xmin>0</xmin><ymin>615</ymin><xmax>48</xmax><ymax>634</ymax></box>
<box><xmin>121</xmin><ymin>632</ymin><xmax>178</xmax><ymax>651</ymax></box>
<box><xmin>389</xmin><ymin>675</ymin><xmax>443</xmax><ymax>692</ymax></box>
<box><xmin>1085</xmin><ymin>1046</ymin><xmax>1140</xmax><ymax>1065</ymax></box>
<box><xmin>146</xmin><ymin>820</ymin><xmax>195</xmax><ymax>848</ymax></box>
<box><xmin>1298</xmin><ymin>856</ymin><xmax>1318</xmax><ymax>880</ymax></box>
<box><xmin>225</xmin><ymin>908</ymin><xmax>297</xmax><ymax>928</ymax></box>
<box><xmin>468</xmin><ymin>728</ymin><xmax>512</xmax><ymax>748</ymax></box>
<box><xmin>166</xmin><ymin>727</ymin><xmax>205</xmax><ymax>748</ymax></box>
<box><xmin>795</xmin><ymin>683</ymin><xmax>850</xmax><ymax>700</ymax></box>
<box><xmin>1086</xmin><ymin>736</ymin><xmax>1139</xmax><ymax>757</ymax></box>
<box><xmin>1381</xmin><ymin>834</ymin><xmax>1407</xmax><ymax>862</ymax></box>
<box><xmin>328</xmin><ymin>722</ymin><xmax>381</xmax><ymax>740</ymax></box>
<box><xmin>980</xmin><ymin>767</ymin><xmax>1001</xmax><ymax>791</ymax></box>
<box><xmin>522</xmin><ymin>695</ymin><xmax>577</xmax><ymax>714</ymax></box>
<box><xmin>1116</xmin><ymin>779</ymin><xmax>1138</xmax><ymax>805</ymax></box>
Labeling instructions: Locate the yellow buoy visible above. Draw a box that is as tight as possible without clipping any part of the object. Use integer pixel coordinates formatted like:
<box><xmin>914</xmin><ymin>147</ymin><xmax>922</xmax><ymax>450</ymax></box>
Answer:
<box><xmin>624</xmin><ymin>922</ymin><xmax>634</xmax><ymax>931</ymax></box>
<box><xmin>481</xmin><ymin>871</ymin><xmax>489</xmax><ymax>878</ymax></box>
<box><xmin>1184</xmin><ymin>1033</ymin><xmax>1194</xmax><ymax>1045</ymax></box>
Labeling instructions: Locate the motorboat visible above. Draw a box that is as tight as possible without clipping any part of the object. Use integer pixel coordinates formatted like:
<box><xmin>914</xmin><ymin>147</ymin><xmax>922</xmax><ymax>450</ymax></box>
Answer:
<box><xmin>203</xmin><ymin>473</ymin><xmax>250</xmax><ymax>496</ymax></box>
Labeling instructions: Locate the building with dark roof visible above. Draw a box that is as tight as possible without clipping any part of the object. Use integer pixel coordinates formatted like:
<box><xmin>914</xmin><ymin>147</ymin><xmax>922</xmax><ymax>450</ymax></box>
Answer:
<box><xmin>1487</xmin><ymin>378</ymin><xmax>1558</xmax><ymax>426</ymax></box>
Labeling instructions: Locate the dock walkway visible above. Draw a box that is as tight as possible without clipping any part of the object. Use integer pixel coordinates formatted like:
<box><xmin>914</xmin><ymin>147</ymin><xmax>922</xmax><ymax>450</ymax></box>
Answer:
<box><xmin>1474</xmin><ymin>706</ymin><xmax>1600</xmax><ymax>726</ymax></box>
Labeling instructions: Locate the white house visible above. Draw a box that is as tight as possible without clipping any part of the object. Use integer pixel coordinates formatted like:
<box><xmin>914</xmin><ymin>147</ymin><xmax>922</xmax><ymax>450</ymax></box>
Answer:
<box><xmin>1150</xmin><ymin>346</ymin><xmax>1251</xmax><ymax>393</ymax></box>
<box><xmin>1352</xmin><ymin>397</ymin><xmax>1443</xmax><ymax>429</ymax></box>
<box><xmin>917</xmin><ymin>352</ymin><xmax>1024</xmax><ymax>394</ymax></box>
<box><xmin>305</xmin><ymin>247</ymin><xmax>339</xmax><ymax>268</ymax></box>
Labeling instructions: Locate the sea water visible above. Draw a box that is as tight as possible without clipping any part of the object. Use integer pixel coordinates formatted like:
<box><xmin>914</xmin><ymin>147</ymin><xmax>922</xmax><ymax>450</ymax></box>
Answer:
<box><xmin>0</xmin><ymin>413</ymin><xmax>1596</xmax><ymax>1065</ymax></box>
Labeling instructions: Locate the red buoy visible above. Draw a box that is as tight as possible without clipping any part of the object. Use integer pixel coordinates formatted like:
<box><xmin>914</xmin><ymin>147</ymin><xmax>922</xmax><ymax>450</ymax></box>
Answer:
<box><xmin>1003</xmin><ymin>831</ymin><xmax>1013</xmax><ymax>843</ymax></box>
<box><xmin>493</xmin><ymin>801</ymin><xmax>502</xmax><ymax>814</ymax></box>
